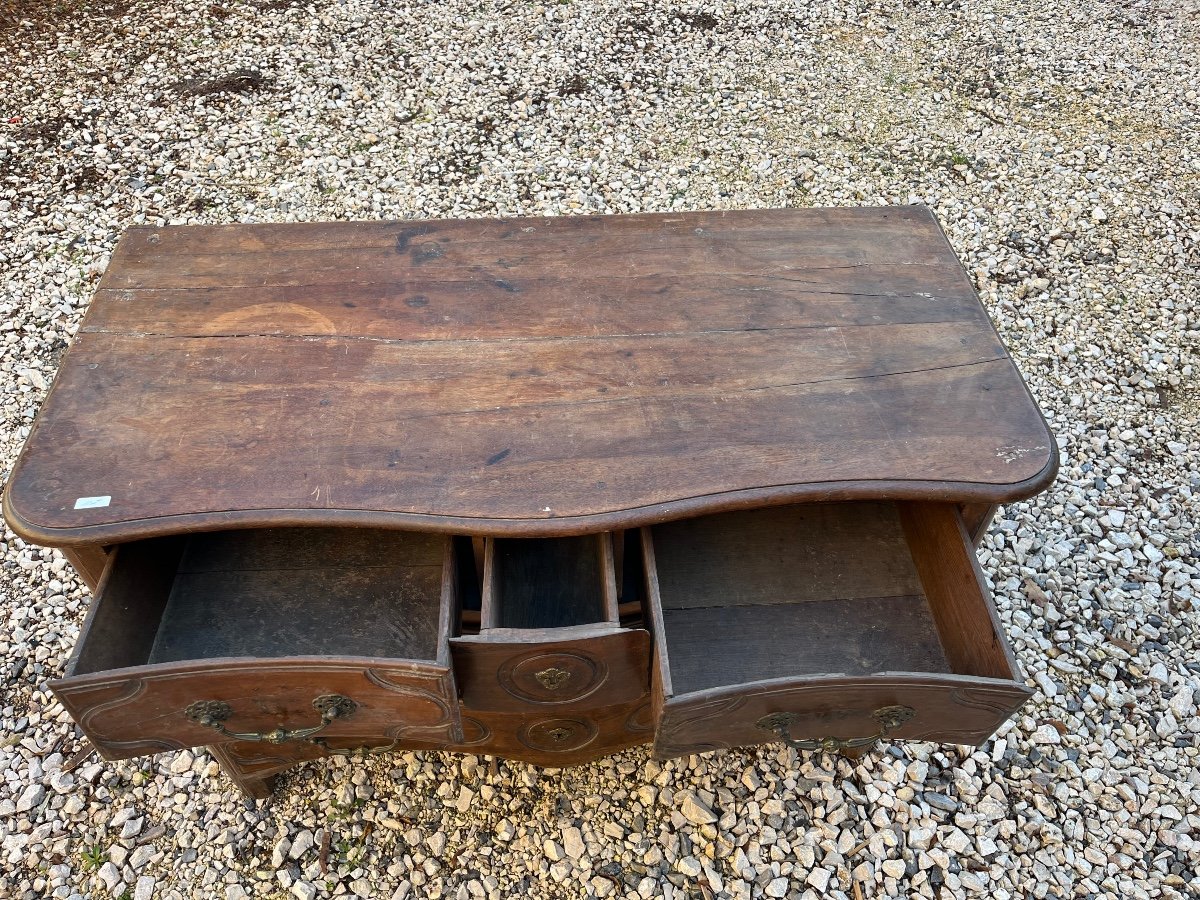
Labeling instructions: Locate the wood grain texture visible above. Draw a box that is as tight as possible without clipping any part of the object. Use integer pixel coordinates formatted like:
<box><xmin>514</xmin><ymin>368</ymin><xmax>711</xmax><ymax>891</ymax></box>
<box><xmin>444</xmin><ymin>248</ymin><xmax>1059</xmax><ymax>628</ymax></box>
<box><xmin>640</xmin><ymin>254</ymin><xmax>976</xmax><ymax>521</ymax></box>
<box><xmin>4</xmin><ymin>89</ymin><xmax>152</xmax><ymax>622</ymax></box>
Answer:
<box><xmin>449</xmin><ymin>628</ymin><xmax>650</xmax><ymax>712</ymax></box>
<box><xmin>52</xmin><ymin>528</ymin><xmax>462</xmax><ymax>760</ymax></box>
<box><xmin>51</xmin><ymin>659</ymin><xmax>461</xmax><ymax>761</ymax></box>
<box><xmin>2</xmin><ymin>206</ymin><xmax>1057</xmax><ymax>546</ymax></box>
<box><xmin>70</xmin><ymin>538</ymin><xmax>185</xmax><ymax>676</ymax></box>
<box><xmin>485</xmin><ymin>535</ymin><xmax>610</xmax><ymax>629</ymax></box>
<box><xmin>653</xmin><ymin>674</ymin><xmax>1033</xmax><ymax>759</ymax></box>
<box><xmin>642</xmin><ymin>499</ymin><xmax>1035</xmax><ymax>757</ymax></box>
<box><xmin>650</xmin><ymin>502</ymin><xmax>923</xmax><ymax>609</ymax></box>
<box><xmin>661</xmin><ymin>598</ymin><xmax>948</xmax><ymax>694</ymax></box>
<box><xmin>897</xmin><ymin>501</ymin><xmax>1021</xmax><ymax>680</ymax></box>
<box><xmin>441</xmin><ymin>696</ymin><xmax>654</xmax><ymax>766</ymax></box>
<box><xmin>960</xmin><ymin>503</ymin><xmax>998</xmax><ymax>546</ymax></box>
<box><xmin>146</xmin><ymin>528</ymin><xmax>447</xmax><ymax>663</ymax></box>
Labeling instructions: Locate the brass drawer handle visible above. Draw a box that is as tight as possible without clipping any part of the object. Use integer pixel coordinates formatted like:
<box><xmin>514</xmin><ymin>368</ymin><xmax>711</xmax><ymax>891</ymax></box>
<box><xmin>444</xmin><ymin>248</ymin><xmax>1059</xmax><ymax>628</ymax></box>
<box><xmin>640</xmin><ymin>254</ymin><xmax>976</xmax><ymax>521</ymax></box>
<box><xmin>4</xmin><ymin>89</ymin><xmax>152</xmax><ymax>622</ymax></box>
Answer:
<box><xmin>756</xmin><ymin>705</ymin><xmax>915</xmax><ymax>753</ymax></box>
<box><xmin>311</xmin><ymin>737</ymin><xmax>399</xmax><ymax>758</ymax></box>
<box><xmin>185</xmin><ymin>694</ymin><xmax>357</xmax><ymax>744</ymax></box>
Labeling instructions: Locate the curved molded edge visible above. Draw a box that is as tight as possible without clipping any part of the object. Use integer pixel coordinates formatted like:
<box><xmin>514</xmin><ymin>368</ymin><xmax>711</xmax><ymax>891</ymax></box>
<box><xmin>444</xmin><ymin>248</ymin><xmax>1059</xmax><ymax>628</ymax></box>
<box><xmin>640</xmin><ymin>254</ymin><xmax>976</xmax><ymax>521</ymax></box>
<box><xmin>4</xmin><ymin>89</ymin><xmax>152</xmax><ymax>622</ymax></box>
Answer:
<box><xmin>3</xmin><ymin>449</ymin><xmax>1058</xmax><ymax>548</ymax></box>
<box><xmin>51</xmin><ymin>654</ymin><xmax>453</xmax><ymax>689</ymax></box>
<box><xmin>661</xmin><ymin>669</ymin><xmax>1037</xmax><ymax>705</ymax></box>
<box><xmin>652</xmin><ymin>670</ymin><xmax>1036</xmax><ymax>759</ymax></box>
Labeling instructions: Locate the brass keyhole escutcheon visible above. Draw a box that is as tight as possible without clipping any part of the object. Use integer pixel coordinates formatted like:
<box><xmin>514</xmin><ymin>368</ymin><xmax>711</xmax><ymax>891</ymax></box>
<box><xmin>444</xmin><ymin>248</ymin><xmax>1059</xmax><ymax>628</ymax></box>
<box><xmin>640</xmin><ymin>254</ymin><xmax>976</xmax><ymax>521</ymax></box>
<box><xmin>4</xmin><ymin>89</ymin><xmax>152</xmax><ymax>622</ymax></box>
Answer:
<box><xmin>546</xmin><ymin>727</ymin><xmax>572</xmax><ymax>743</ymax></box>
<box><xmin>534</xmin><ymin>666</ymin><xmax>572</xmax><ymax>690</ymax></box>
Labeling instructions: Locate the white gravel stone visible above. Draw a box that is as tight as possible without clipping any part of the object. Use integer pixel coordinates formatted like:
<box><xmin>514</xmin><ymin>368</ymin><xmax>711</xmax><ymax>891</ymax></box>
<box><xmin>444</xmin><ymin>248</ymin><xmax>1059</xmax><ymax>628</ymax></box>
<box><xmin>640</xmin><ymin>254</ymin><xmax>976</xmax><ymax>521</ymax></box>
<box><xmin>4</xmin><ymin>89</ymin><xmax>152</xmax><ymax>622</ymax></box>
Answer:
<box><xmin>288</xmin><ymin>830</ymin><xmax>314</xmax><ymax>860</ymax></box>
<box><xmin>908</xmin><ymin>827</ymin><xmax>936</xmax><ymax>851</ymax></box>
<box><xmin>676</xmin><ymin>856</ymin><xmax>702</xmax><ymax>877</ymax></box>
<box><xmin>679</xmin><ymin>793</ymin><xmax>717</xmax><ymax>825</ymax></box>
<box><xmin>15</xmin><ymin>784</ymin><xmax>44</xmax><ymax>813</ymax></box>
<box><xmin>881</xmin><ymin>859</ymin><xmax>907</xmax><ymax>879</ymax></box>
<box><xmin>561</xmin><ymin>826</ymin><xmax>586</xmax><ymax>860</ymax></box>
<box><xmin>806</xmin><ymin>868</ymin><xmax>831</xmax><ymax>892</ymax></box>
<box><xmin>169</xmin><ymin>751</ymin><xmax>195</xmax><ymax>775</ymax></box>
<box><xmin>271</xmin><ymin>838</ymin><xmax>291</xmax><ymax>869</ymax></box>
<box><xmin>121</xmin><ymin>816</ymin><xmax>144</xmax><ymax>840</ymax></box>
<box><xmin>764</xmin><ymin>877</ymin><xmax>789</xmax><ymax>897</ymax></box>
<box><xmin>97</xmin><ymin>863</ymin><xmax>121</xmax><ymax>893</ymax></box>
<box><xmin>1031</xmin><ymin>724</ymin><xmax>1062</xmax><ymax>745</ymax></box>
<box><xmin>1169</xmin><ymin>686</ymin><xmax>1196</xmax><ymax>718</ymax></box>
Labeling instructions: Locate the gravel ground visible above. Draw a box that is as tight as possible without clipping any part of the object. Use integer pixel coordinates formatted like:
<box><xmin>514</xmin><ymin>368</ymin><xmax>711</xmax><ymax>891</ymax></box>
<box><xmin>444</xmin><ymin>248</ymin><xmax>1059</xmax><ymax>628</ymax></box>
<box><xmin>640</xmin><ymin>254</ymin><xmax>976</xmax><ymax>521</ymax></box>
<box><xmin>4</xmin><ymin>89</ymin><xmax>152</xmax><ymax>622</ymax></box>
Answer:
<box><xmin>2</xmin><ymin>0</ymin><xmax>1199</xmax><ymax>898</ymax></box>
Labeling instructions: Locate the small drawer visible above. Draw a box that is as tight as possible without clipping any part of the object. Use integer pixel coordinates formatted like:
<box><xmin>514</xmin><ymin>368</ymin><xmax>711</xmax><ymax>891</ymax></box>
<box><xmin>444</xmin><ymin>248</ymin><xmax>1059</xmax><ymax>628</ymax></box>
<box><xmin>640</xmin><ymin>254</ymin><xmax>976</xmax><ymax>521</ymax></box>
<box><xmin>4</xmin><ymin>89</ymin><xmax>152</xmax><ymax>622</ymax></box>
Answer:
<box><xmin>50</xmin><ymin>528</ymin><xmax>463</xmax><ymax>760</ymax></box>
<box><xmin>450</xmin><ymin>534</ymin><xmax>650</xmax><ymax>712</ymax></box>
<box><xmin>445</xmin><ymin>697</ymin><xmax>653</xmax><ymax>766</ymax></box>
<box><xmin>642</xmin><ymin>501</ymin><xmax>1033</xmax><ymax>759</ymax></box>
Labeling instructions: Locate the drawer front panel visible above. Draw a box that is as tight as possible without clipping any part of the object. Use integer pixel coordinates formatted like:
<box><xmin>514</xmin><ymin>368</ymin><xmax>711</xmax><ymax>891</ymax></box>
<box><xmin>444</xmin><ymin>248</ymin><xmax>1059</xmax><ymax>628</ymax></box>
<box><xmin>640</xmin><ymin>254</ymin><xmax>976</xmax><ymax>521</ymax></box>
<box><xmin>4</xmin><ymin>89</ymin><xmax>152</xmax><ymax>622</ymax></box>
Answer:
<box><xmin>51</xmin><ymin>659</ymin><xmax>461</xmax><ymax>761</ymax></box>
<box><xmin>653</xmin><ymin>674</ymin><xmax>1032</xmax><ymax>759</ymax></box>
<box><xmin>444</xmin><ymin>697</ymin><xmax>653</xmax><ymax>766</ymax></box>
<box><xmin>450</xmin><ymin>628</ymin><xmax>650</xmax><ymax>712</ymax></box>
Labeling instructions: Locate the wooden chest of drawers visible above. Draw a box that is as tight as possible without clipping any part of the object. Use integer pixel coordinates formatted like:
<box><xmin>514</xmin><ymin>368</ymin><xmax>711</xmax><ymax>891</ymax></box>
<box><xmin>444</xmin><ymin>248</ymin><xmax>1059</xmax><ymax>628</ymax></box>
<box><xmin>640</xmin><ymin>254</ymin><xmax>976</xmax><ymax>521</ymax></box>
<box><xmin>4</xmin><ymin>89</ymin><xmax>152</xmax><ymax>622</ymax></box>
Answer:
<box><xmin>3</xmin><ymin>207</ymin><xmax>1057</xmax><ymax>797</ymax></box>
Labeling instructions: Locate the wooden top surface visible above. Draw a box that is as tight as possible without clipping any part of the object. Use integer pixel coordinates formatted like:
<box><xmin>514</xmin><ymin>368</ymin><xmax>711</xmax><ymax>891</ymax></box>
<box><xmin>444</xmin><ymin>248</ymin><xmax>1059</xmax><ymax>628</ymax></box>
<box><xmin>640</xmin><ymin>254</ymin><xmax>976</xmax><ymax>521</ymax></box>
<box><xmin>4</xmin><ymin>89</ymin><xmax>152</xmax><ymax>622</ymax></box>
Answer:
<box><xmin>3</xmin><ymin>206</ymin><xmax>1057</xmax><ymax>546</ymax></box>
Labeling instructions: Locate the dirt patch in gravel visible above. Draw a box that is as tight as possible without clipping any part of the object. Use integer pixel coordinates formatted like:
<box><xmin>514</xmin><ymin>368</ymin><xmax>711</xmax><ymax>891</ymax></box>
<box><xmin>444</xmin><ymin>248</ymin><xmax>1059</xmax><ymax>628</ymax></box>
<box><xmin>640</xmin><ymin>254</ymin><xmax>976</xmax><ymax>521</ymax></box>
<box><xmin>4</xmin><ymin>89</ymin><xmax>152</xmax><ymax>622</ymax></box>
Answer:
<box><xmin>674</xmin><ymin>11</ymin><xmax>719</xmax><ymax>30</ymax></box>
<box><xmin>0</xmin><ymin>0</ymin><xmax>130</xmax><ymax>44</ymax></box>
<box><xmin>173</xmin><ymin>68</ymin><xmax>271</xmax><ymax>100</ymax></box>
<box><xmin>1159</xmin><ymin>380</ymin><xmax>1200</xmax><ymax>419</ymax></box>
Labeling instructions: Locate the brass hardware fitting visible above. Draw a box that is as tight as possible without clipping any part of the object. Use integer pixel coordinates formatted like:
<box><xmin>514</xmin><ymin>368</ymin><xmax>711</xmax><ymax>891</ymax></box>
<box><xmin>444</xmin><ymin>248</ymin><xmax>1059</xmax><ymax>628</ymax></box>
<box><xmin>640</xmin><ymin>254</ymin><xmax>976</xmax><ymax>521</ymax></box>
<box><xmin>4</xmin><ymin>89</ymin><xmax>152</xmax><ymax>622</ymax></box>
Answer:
<box><xmin>311</xmin><ymin>737</ymin><xmax>400</xmax><ymax>758</ymax></box>
<box><xmin>185</xmin><ymin>694</ymin><xmax>357</xmax><ymax>745</ymax></box>
<box><xmin>755</xmin><ymin>705</ymin><xmax>916</xmax><ymax>753</ymax></box>
<box><xmin>533</xmin><ymin>667</ymin><xmax>572</xmax><ymax>690</ymax></box>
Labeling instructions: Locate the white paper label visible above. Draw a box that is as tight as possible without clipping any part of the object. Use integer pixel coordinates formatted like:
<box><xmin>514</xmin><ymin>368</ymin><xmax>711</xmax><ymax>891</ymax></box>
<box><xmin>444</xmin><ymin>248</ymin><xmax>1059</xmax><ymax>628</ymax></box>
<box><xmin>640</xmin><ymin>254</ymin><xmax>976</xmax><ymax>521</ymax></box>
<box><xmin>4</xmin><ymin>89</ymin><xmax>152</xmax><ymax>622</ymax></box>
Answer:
<box><xmin>73</xmin><ymin>495</ymin><xmax>112</xmax><ymax>510</ymax></box>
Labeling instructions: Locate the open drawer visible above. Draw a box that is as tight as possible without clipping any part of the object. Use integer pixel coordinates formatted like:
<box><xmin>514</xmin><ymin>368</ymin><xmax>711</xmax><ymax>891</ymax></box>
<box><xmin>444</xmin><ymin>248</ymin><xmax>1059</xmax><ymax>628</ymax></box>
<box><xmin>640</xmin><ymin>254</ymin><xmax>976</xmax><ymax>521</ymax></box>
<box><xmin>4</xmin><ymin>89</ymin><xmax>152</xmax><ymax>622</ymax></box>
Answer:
<box><xmin>50</xmin><ymin>528</ymin><xmax>462</xmax><ymax>760</ymax></box>
<box><xmin>450</xmin><ymin>534</ymin><xmax>650</xmax><ymax>715</ymax></box>
<box><xmin>641</xmin><ymin>501</ymin><xmax>1033</xmax><ymax>758</ymax></box>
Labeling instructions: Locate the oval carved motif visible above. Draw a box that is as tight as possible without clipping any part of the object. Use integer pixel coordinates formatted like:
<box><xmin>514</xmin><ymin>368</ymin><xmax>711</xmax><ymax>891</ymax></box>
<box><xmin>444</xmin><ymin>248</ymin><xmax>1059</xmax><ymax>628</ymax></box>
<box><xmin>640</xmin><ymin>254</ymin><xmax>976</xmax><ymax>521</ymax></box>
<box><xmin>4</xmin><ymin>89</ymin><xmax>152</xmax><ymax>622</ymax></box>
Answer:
<box><xmin>517</xmin><ymin>717</ymin><xmax>598</xmax><ymax>753</ymax></box>
<box><xmin>498</xmin><ymin>651</ymin><xmax>607</xmax><ymax>705</ymax></box>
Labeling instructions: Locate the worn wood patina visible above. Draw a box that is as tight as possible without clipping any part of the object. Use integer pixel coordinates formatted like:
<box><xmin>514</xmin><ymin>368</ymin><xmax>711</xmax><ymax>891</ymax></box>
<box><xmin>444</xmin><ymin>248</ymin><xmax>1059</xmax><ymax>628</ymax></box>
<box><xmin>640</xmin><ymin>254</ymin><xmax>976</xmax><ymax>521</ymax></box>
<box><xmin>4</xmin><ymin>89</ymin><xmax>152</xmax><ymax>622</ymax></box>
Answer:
<box><xmin>3</xmin><ymin>206</ymin><xmax>1057</xmax><ymax>797</ymax></box>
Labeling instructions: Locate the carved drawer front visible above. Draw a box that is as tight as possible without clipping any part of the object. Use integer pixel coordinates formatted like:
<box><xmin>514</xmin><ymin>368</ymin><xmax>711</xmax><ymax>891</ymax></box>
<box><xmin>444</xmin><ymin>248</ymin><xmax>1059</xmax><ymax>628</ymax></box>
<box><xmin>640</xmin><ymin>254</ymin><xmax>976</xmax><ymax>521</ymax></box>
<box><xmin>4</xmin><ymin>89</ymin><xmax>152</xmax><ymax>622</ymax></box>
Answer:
<box><xmin>50</xmin><ymin>528</ymin><xmax>463</xmax><ymax>760</ymax></box>
<box><xmin>451</xmin><ymin>626</ymin><xmax>650</xmax><ymax>712</ymax></box>
<box><xmin>641</xmin><ymin>501</ymin><xmax>1034</xmax><ymax>759</ymax></box>
<box><xmin>450</xmin><ymin>533</ymin><xmax>651</xmax><ymax>712</ymax></box>
<box><xmin>444</xmin><ymin>697</ymin><xmax>654</xmax><ymax>766</ymax></box>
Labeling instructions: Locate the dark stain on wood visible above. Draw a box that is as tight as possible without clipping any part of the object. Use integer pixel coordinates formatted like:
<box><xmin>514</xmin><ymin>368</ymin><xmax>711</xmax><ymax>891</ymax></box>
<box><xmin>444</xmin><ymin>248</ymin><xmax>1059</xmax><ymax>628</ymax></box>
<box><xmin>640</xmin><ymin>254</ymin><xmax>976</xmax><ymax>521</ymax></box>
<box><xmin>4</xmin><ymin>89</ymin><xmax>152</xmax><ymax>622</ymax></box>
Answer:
<box><xmin>486</xmin><ymin>448</ymin><xmax>512</xmax><ymax>466</ymax></box>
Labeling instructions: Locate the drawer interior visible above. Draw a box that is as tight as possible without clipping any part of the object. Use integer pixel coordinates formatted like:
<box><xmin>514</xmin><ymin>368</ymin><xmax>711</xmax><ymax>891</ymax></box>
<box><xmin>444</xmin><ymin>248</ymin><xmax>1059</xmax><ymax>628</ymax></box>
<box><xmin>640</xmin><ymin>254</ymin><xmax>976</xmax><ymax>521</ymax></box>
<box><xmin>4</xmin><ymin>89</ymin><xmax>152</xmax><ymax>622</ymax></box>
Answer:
<box><xmin>644</xmin><ymin>501</ymin><xmax>1017</xmax><ymax>696</ymax></box>
<box><xmin>71</xmin><ymin>528</ymin><xmax>452</xmax><ymax>674</ymax></box>
<box><xmin>480</xmin><ymin>535</ymin><xmax>618</xmax><ymax>630</ymax></box>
